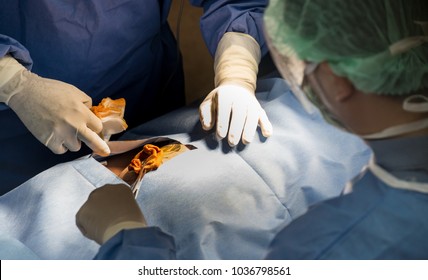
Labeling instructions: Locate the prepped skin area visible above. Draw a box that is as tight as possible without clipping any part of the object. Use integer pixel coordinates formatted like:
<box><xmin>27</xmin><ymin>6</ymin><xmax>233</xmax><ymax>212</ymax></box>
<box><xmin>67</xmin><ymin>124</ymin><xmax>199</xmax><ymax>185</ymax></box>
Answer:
<box><xmin>102</xmin><ymin>141</ymin><xmax>195</xmax><ymax>178</ymax></box>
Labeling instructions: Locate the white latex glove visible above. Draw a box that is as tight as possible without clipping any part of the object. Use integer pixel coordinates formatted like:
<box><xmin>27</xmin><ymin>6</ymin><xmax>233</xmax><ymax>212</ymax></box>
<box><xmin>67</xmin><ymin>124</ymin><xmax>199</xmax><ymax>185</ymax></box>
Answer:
<box><xmin>199</xmin><ymin>32</ymin><xmax>273</xmax><ymax>146</ymax></box>
<box><xmin>0</xmin><ymin>55</ymin><xmax>110</xmax><ymax>155</ymax></box>
<box><xmin>76</xmin><ymin>184</ymin><xmax>147</xmax><ymax>245</ymax></box>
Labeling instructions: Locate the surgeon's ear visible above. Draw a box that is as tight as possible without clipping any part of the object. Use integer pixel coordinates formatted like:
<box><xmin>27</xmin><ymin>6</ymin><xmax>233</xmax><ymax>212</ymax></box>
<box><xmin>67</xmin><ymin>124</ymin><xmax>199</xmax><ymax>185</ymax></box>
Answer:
<box><xmin>322</xmin><ymin>63</ymin><xmax>355</xmax><ymax>103</ymax></box>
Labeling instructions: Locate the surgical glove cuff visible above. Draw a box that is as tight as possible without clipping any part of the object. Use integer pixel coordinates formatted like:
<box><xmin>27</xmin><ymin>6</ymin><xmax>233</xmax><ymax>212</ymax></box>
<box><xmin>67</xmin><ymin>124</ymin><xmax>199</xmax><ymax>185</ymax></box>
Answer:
<box><xmin>101</xmin><ymin>221</ymin><xmax>147</xmax><ymax>244</ymax></box>
<box><xmin>214</xmin><ymin>32</ymin><xmax>261</xmax><ymax>93</ymax></box>
<box><xmin>0</xmin><ymin>55</ymin><xmax>27</xmax><ymax>105</ymax></box>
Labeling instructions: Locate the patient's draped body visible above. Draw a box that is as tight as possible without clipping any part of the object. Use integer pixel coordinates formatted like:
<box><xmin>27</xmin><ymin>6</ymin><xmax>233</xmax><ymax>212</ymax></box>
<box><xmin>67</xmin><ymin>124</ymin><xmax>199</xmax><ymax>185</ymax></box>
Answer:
<box><xmin>0</xmin><ymin>78</ymin><xmax>371</xmax><ymax>260</ymax></box>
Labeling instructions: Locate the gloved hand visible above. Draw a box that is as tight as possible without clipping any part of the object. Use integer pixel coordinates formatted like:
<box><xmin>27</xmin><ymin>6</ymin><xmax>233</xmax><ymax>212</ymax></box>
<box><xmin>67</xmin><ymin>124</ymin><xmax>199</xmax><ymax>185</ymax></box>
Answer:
<box><xmin>199</xmin><ymin>32</ymin><xmax>273</xmax><ymax>146</ymax></box>
<box><xmin>0</xmin><ymin>55</ymin><xmax>110</xmax><ymax>155</ymax></box>
<box><xmin>76</xmin><ymin>184</ymin><xmax>147</xmax><ymax>245</ymax></box>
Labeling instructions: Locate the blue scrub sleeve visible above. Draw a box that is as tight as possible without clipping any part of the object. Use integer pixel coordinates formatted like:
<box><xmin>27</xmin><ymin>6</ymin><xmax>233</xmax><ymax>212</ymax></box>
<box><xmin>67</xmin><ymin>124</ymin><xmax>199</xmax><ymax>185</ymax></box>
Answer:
<box><xmin>0</xmin><ymin>34</ymin><xmax>33</xmax><ymax>69</ymax></box>
<box><xmin>94</xmin><ymin>227</ymin><xmax>177</xmax><ymax>260</ymax></box>
<box><xmin>189</xmin><ymin>0</ymin><xmax>269</xmax><ymax>56</ymax></box>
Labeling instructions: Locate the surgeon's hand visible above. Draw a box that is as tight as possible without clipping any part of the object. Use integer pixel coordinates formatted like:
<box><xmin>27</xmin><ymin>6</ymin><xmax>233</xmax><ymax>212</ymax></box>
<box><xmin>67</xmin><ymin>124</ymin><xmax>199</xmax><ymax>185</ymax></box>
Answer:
<box><xmin>200</xmin><ymin>32</ymin><xmax>272</xmax><ymax>146</ymax></box>
<box><xmin>200</xmin><ymin>84</ymin><xmax>272</xmax><ymax>146</ymax></box>
<box><xmin>76</xmin><ymin>184</ymin><xmax>147</xmax><ymax>245</ymax></box>
<box><xmin>0</xmin><ymin>55</ymin><xmax>110</xmax><ymax>156</ymax></box>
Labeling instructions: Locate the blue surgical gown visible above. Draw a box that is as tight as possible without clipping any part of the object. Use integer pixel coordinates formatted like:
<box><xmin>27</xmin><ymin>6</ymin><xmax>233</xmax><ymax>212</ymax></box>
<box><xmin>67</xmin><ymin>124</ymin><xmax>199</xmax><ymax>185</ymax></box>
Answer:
<box><xmin>0</xmin><ymin>0</ymin><xmax>269</xmax><ymax>194</ymax></box>
<box><xmin>94</xmin><ymin>136</ymin><xmax>428</xmax><ymax>260</ymax></box>
<box><xmin>266</xmin><ymin>136</ymin><xmax>428</xmax><ymax>259</ymax></box>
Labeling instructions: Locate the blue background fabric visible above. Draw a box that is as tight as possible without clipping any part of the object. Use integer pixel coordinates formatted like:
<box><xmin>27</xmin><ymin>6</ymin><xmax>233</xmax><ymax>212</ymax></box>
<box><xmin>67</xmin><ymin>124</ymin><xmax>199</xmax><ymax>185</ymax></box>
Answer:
<box><xmin>0</xmin><ymin>78</ymin><xmax>371</xmax><ymax>259</ymax></box>
<box><xmin>0</xmin><ymin>0</ymin><xmax>268</xmax><ymax>194</ymax></box>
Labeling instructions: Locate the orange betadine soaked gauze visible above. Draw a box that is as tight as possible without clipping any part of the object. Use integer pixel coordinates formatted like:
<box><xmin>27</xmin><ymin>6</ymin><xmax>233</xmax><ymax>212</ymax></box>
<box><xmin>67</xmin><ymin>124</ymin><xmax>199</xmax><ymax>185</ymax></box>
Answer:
<box><xmin>118</xmin><ymin>142</ymin><xmax>195</xmax><ymax>196</ymax></box>
<box><xmin>128</xmin><ymin>144</ymin><xmax>163</xmax><ymax>174</ymax></box>
<box><xmin>91</xmin><ymin>97</ymin><xmax>128</xmax><ymax>140</ymax></box>
<box><xmin>91</xmin><ymin>98</ymin><xmax>126</xmax><ymax>119</ymax></box>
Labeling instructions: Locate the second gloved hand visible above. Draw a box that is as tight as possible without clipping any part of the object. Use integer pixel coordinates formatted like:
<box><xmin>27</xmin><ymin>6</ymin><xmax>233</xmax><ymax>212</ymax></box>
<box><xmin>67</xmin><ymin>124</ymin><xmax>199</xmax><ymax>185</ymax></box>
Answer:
<box><xmin>76</xmin><ymin>184</ymin><xmax>147</xmax><ymax>245</ymax></box>
<box><xmin>200</xmin><ymin>84</ymin><xmax>272</xmax><ymax>146</ymax></box>
<box><xmin>199</xmin><ymin>32</ymin><xmax>273</xmax><ymax>147</ymax></box>
<box><xmin>0</xmin><ymin>55</ymin><xmax>110</xmax><ymax>155</ymax></box>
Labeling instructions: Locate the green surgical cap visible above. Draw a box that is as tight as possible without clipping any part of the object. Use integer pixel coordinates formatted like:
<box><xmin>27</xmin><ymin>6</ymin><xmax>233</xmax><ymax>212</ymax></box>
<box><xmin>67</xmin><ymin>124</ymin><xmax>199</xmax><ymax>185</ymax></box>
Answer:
<box><xmin>264</xmin><ymin>0</ymin><xmax>428</xmax><ymax>95</ymax></box>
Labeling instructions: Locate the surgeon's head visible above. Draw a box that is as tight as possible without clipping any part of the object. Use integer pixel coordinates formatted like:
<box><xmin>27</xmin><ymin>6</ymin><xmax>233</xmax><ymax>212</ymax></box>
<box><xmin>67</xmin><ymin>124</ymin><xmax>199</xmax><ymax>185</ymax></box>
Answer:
<box><xmin>264</xmin><ymin>0</ymin><xmax>428</xmax><ymax>139</ymax></box>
